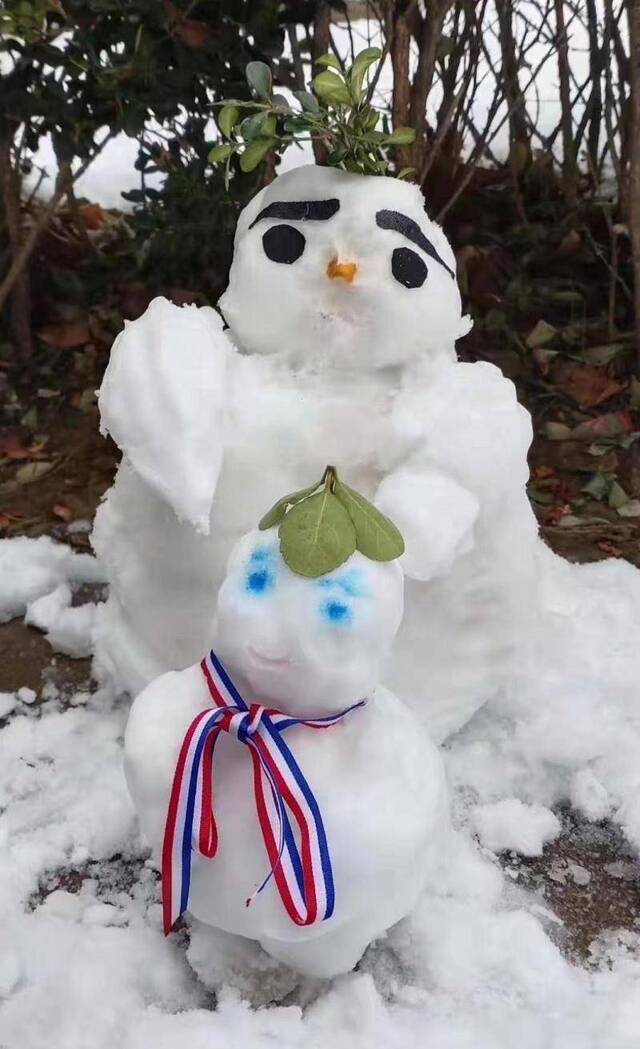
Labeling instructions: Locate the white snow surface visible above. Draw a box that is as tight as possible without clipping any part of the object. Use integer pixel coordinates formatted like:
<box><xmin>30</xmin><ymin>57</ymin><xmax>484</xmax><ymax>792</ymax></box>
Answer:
<box><xmin>472</xmin><ymin>799</ymin><xmax>561</xmax><ymax>857</ymax></box>
<box><xmin>2</xmin><ymin>534</ymin><xmax>640</xmax><ymax>1044</ymax></box>
<box><xmin>0</xmin><ymin>535</ymin><xmax>104</xmax><ymax>623</ymax></box>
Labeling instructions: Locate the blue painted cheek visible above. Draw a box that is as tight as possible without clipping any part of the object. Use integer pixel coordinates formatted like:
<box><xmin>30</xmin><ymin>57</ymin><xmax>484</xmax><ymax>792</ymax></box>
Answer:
<box><xmin>321</xmin><ymin>600</ymin><xmax>353</xmax><ymax>626</ymax></box>
<box><xmin>245</xmin><ymin>568</ymin><xmax>275</xmax><ymax>596</ymax></box>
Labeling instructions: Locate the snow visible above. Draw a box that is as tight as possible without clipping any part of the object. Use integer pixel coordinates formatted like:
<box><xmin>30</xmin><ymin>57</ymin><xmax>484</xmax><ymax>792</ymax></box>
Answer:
<box><xmin>472</xmin><ymin>800</ymin><xmax>561</xmax><ymax>857</ymax></box>
<box><xmin>25</xmin><ymin>582</ymin><xmax>97</xmax><ymax>657</ymax></box>
<box><xmin>0</xmin><ymin>693</ymin><xmax>17</xmax><ymax>719</ymax></box>
<box><xmin>0</xmin><ymin>536</ymin><xmax>104</xmax><ymax>623</ymax></box>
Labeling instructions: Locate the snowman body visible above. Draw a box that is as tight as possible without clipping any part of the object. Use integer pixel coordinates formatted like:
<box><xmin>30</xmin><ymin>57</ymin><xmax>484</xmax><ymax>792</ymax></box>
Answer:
<box><xmin>124</xmin><ymin>533</ymin><xmax>448</xmax><ymax>977</ymax></box>
<box><xmin>95</xmin><ymin>164</ymin><xmax>538</xmax><ymax>740</ymax></box>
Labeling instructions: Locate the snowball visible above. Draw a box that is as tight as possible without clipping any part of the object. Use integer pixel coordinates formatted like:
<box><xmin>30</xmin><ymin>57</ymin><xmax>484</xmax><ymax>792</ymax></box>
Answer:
<box><xmin>16</xmin><ymin>687</ymin><xmax>36</xmax><ymax>705</ymax></box>
<box><xmin>472</xmin><ymin>800</ymin><xmax>561</xmax><ymax>857</ymax></box>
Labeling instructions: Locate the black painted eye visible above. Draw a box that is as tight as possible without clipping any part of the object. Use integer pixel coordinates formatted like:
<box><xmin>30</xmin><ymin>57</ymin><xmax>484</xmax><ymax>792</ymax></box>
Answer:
<box><xmin>391</xmin><ymin>247</ymin><xmax>428</xmax><ymax>289</ymax></box>
<box><xmin>262</xmin><ymin>223</ymin><xmax>306</xmax><ymax>265</ymax></box>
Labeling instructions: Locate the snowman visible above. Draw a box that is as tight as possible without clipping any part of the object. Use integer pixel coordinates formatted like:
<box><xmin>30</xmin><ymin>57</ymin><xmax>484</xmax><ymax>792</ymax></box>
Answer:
<box><xmin>124</xmin><ymin>512</ymin><xmax>448</xmax><ymax>979</ymax></box>
<box><xmin>94</xmin><ymin>163</ymin><xmax>536</xmax><ymax>742</ymax></box>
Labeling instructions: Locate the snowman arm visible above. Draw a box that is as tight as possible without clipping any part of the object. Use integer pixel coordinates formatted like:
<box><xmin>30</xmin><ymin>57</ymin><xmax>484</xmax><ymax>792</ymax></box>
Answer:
<box><xmin>99</xmin><ymin>297</ymin><xmax>233</xmax><ymax>534</ymax></box>
<box><xmin>375</xmin><ymin>465</ymin><xmax>479</xmax><ymax>582</ymax></box>
<box><xmin>124</xmin><ymin>664</ymin><xmax>209</xmax><ymax>852</ymax></box>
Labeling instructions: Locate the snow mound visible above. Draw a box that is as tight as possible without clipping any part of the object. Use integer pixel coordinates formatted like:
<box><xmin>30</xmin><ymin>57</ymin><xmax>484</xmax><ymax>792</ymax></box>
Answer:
<box><xmin>472</xmin><ymin>799</ymin><xmax>561</xmax><ymax>857</ymax></box>
<box><xmin>0</xmin><ymin>536</ymin><xmax>104</xmax><ymax>623</ymax></box>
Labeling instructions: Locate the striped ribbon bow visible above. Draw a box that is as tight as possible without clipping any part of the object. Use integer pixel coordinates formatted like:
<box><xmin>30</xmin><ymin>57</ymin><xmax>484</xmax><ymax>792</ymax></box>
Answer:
<box><xmin>161</xmin><ymin>649</ymin><xmax>365</xmax><ymax>936</ymax></box>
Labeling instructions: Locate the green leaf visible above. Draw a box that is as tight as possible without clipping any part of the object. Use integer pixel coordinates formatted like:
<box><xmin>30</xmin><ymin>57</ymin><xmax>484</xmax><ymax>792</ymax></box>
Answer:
<box><xmin>239</xmin><ymin>137</ymin><xmax>275</xmax><ymax>172</ymax></box>
<box><xmin>397</xmin><ymin>166</ymin><xmax>416</xmax><ymax>180</ymax></box>
<box><xmin>581</xmin><ymin>472</ymin><xmax>609</xmax><ymax>501</ymax></box>
<box><xmin>259</xmin><ymin>481</ymin><xmax>323</xmax><ymax>530</ymax></box>
<box><xmin>349</xmin><ymin>46</ymin><xmax>382</xmax><ymax>98</ymax></box>
<box><xmin>272</xmin><ymin>94</ymin><xmax>291</xmax><ymax>110</ymax></box>
<box><xmin>313</xmin><ymin>71</ymin><xmax>352</xmax><ymax>106</ymax></box>
<box><xmin>383</xmin><ymin>126</ymin><xmax>417</xmax><ymax>145</ymax></box>
<box><xmin>608</xmin><ymin>480</ymin><xmax>630</xmax><ymax>509</ymax></box>
<box><xmin>241</xmin><ymin>112</ymin><xmax>269</xmax><ymax>140</ymax></box>
<box><xmin>293</xmin><ymin>90</ymin><xmax>321</xmax><ymax>114</ymax></box>
<box><xmin>279</xmin><ymin>490</ymin><xmax>356</xmax><ymax>578</ymax></box>
<box><xmin>218</xmin><ymin>104</ymin><xmax>239</xmax><ymax>138</ymax></box>
<box><xmin>333</xmin><ymin>481</ymin><xmax>405</xmax><ymax>561</ymax></box>
<box><xmin>208</xmin><ymin>143</ymin><xmax>233</xmax><ymax>164</ymax></box>
<box><xmin>246</xmin><ymin>61</ymin><xmax>272</xmax><ymax>100</ymax></box>
<box><xmin>315</xmin><ymin>53</ymin><xmax>342</xmax><ymax>70</ymax></box>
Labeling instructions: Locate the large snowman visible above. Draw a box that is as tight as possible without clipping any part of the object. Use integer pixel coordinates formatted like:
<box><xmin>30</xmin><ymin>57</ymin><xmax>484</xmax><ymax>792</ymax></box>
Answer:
<box><xmin>94</xmin><ymin>163</ymin><xmax>538</xmax><ymax>741</ymax></box>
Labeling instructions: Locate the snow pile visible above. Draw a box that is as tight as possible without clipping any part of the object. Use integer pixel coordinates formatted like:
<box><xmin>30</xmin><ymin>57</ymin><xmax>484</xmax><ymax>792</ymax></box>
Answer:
<box><xmin>0</xmin><ymin>536</ymin><xmax>104</xmax><ymax>623</ymax></box>
<box><xmin>0</xmin><ymin>536</ymin><xmax>105</xmax><ymax>656</ymax></box>
<box><xmin>472</xmin><ymin>799</ymin><xmax>561</xmax><ymax>857</ymax></box>
<box><xmin>25</xmin><ymin>583</ymin><xmax>97</xmax><ymax>657</ymax></box>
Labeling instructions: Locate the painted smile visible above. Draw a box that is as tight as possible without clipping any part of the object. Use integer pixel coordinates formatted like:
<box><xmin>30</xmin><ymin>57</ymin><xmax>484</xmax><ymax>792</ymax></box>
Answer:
<box><xmin>247</xmin><ymin>646</ymin><xmax>291</xmax><ymax>670</ymax></box>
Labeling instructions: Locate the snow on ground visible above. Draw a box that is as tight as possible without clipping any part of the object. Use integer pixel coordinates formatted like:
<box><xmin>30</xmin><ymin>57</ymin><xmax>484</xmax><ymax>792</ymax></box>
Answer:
<box><xmin>2</xmin><ymin>534</ymin><xmax>640</xmax><ymax>1047</ymax></box>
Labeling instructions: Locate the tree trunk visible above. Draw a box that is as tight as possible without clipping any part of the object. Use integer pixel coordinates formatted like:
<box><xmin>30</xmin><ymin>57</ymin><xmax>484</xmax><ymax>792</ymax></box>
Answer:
<box><xmin>554</xmin><ymin>0</ymin><xmax>578</xmax><ymax>206</ymax></box>
<box><xmin>312</xmin><ymin>1</ymin><xmax>332</xmax><ymax>165</ymax></box>
<box><xmin>627</xmin><ymin>0</ymin><xmax>640</xmax><ymax>371</ymax></box>
<box><xmin>494</xmin><ymin>0</ymin><xmax>530</xmax><ymax>168</ymax></box>
<box><xmin>0</xmin><ymin>124</ymin><xmax>33</xmax><ymax>360</ymax></box>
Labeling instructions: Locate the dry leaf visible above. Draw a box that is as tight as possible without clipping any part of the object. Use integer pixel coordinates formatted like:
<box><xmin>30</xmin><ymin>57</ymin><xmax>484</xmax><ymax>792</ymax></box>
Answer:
<box><xmin>38</xmin><ymin>319</ymin><xmax>90</xmax><ymax>349</ymax></box>
<box><xmin>15</xmin><ymin>460</ymin><xmax>54</xmax><ymax>484</ymax></box>
<box><xmin>79</xmin><ymin>203</ymin><xmax>105</xmax><ymax>230</ymax></box>
<box><xmin>553</xmin><ymin>361</ymin><xmax>625</xmax><ymax>409</ymax></box>
<box><xmin>53</xmin><ymin>503</ymin><xmax>73</xmax><ymax>522</ymax></box>
<box><xmin>526</xmin><ymin>319</ymin><xmax>558</xmax><ymax>350</ymax></box>
<box><xmin>572</xmin><ymin>411</ymin><xmax>634</xmax><ymax>440</ymax></box>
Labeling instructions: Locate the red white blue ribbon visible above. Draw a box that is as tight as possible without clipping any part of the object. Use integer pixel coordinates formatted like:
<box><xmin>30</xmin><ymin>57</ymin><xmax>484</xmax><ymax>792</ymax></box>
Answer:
<box><xmin>161</xmin><ymin>650</ymin><xmax>364</xmax><ymax>935</ymax></box>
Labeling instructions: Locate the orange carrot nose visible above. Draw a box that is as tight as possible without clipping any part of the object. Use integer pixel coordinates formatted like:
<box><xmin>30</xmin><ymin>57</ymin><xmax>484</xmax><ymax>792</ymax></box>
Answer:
<box><xmin>326</xmin><ymin>258</ymin><xmax>357</xmax><ymax>283</ymax></box>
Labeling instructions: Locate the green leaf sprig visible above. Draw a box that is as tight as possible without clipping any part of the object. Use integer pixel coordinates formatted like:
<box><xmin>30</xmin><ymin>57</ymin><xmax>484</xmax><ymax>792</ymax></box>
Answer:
<box><xmin>259</xmin><ymin>465</ymin><xmax>405</xmax><ymax>578</ymax></box>
<box><xmin>208</xmin><ymin>48</ymin><xmax>416</xmax><ymax>186</ymax></box>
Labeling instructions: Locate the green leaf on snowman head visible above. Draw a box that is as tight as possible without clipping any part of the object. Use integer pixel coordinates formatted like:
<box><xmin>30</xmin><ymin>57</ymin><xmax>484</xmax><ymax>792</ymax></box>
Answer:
<box><xmin>333</xmin><ymin>480</ymin><xmax>405</xmax><ymax>561</ymax></box>
<box><xmin>279</xmin><ymin>489</ymin><xmax>356</xmax><ymax>578</ymax></box>
<box><xmin>258</xmin><ymin>479</ymin><xmax>324</xmax><ymax>530</ymax></box>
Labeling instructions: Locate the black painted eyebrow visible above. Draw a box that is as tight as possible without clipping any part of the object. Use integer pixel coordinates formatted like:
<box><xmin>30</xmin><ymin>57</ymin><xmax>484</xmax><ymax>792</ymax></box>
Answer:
<box><xmin>376</xmin><ymin>209</ymin><xmax>455</xmax><ymax>280</ymax></box>
<box><xmin>249</xmin><ymin>198</ymin><xmax>340</xmax><ymax>229</ymax></box>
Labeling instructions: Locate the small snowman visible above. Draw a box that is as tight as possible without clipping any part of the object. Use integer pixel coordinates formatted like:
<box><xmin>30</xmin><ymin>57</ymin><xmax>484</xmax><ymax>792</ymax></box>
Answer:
<box><xmin>124</xmin><ymin>473</ymin><xmax>448</xmax><ymax>978</ymax></box>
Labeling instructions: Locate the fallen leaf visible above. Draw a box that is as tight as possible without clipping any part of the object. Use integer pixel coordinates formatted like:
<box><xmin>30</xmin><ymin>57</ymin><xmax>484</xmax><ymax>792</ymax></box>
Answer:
<box><xmin>597</xmin><ymin>540</ymin><xmax>623</xmax><ymax>557</ymax></box>
<box><xmin>608</xmin><ymin>480</ymin><xmax>630</xmax><ymax>509</ymax></box>
<box><xmin>526</xmin><ymin>319</ymin><xmax>558</xmax><ymax>349</ymax></box>
<box><xmin>78</xmin><ymin>203</ymin><xmax>105</xmax><ymax>230</ymax></box>
<box><xmin>553</xmin><ymin>361</ymin><xmax>625</xmax><ymax>409</ymax></box>
<box><xmin>555</xmin><ymin>230</ymin><xmax>582</xmax><ymax>257</ymax></box>
<box><xmin>15</xmin><ymin>460</ymin><xmax>54</xmax><ymax>484</ymax></box>
<box><xmin>533</xmin><ymin>464</ymin><xmax>555</xmax><ymax>480</ymax></box>
<box><xmin>37</xmin><ymin>388</ymin><xmax>61</xmax><ymax>399</ymax></box>
<box><xmin>533</xmin><ymin>347</ymin><xmax>559</xmax><ymax>374</ymax></box>
<box><xmin>52</xmin><ymin>503</ymin><xmax>73</xmax><ymax>522</ymax></box>
<box><xmin>617</xmin><ymin>499</ymin><xmax>640</xmax><ymax>518</ymax></box>
<box><xmin>544</xmin><ymin>421</ymin><xmax>573</xmax><ymax>440</ymax></box>
<box><xmin>38</xmin><ymin>319</ymin><xmax>90</xmax><ymax>348</ymax></box>
<box><xmin>572</xmin><ymin>411</ymin><xmax>634</xmax><ymax>440</ymax></box>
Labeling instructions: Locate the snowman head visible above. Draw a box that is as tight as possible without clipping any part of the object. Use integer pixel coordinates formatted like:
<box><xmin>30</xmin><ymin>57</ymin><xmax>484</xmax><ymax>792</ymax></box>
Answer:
<box><xmin>214</xmin><ymin>529</ymin><xmax>404</xmax><ymax>716</ymax></box>
<box><xmin>219</xmin><ymin>165</ymin><xmax>469</xmax><ymax>372</ymax></box>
